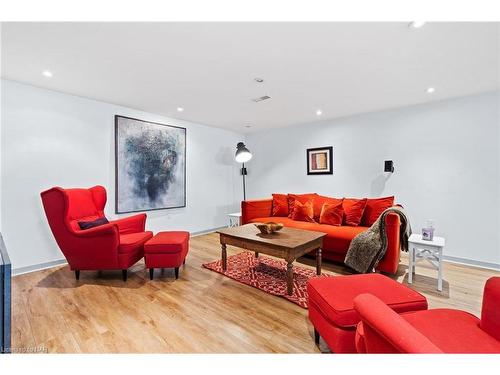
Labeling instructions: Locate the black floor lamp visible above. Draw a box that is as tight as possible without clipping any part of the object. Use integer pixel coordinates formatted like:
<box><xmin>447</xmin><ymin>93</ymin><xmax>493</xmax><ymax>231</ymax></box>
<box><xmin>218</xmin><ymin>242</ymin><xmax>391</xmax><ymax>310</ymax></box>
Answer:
<box><xmin>235</xmin><ymin>142</ymin><xmax>252</xmax><ymax>201</ymax></box>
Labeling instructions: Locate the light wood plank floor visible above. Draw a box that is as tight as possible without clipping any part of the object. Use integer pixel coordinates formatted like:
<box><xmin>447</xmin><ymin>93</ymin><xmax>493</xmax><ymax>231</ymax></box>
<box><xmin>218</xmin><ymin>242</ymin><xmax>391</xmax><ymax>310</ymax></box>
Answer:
<box><xmin>11</xmin><ymin>232</ymin><xmax>499</xmax><ymax>353</ymax></box>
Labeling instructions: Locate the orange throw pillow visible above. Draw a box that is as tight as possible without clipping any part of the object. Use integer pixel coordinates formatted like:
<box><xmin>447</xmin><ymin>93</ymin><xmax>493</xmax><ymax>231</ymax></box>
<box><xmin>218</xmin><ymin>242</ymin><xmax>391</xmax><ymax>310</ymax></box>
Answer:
<box><xmin>287</xmin><ymin>193</ymin><xmax>318</xmax><ymax>218</ymax></box>
<box><xmin>319</xmin><ymin>201</ymin><xmax>344</xmax><ymax>226</ymax></box>
<box><xmin>313</xmin><ymin>195</ymin><xmax>343</xmax><ymax>220</ymax></box>
<box><xmin>343</xmin><ymin>198</ymin><xmax>367</xmax><ymax>226</ymax></box>
<box><xmin>290</xmin><ymin>200</ymin><xmax>315</xmax><ymax>223</ymax></box>
<box><xmin>362</xmin><ymin>196</ymin><xmax>395</xmax><ymax>226</ymax></box>
<box><xmin>272</xmin><ymin>193</ymin><xmax>289</xmax><ymax>217</ymax></box>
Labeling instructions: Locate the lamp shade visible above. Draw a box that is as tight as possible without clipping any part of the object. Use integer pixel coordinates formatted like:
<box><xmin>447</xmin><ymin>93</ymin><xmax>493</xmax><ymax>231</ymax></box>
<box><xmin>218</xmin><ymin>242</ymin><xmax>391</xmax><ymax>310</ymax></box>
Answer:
<box><xmin>235</xmin><ymin>142</ymin><xmax>252</xmax><ymax>163</ymax></box>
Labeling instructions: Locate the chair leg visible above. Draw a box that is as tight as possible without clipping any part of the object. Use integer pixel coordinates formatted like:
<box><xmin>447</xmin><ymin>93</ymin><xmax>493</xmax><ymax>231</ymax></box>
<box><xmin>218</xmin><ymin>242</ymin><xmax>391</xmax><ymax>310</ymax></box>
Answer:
<box><xmin>174</xmin><ymin>267</ymin><xmax>179</xmax><ymax>279</ymax></box>
<box><xmin>122</xmin><ymin>269</ymin><xmax>127</xmax><ymax>282</ymax></box>
<box><xmin>314</xmin><ymin>328</ymin><xmax>320</xmax><ymax>345</ymax></box>
<box><xmin>149</xmin><ymin>268</ymin><xmax>154</xmax><ymax>280</ymax></box>
<box><xmin>75</xmin><ymin>270</ymin><xmax>80</xmax><ymax>280</ymax></box>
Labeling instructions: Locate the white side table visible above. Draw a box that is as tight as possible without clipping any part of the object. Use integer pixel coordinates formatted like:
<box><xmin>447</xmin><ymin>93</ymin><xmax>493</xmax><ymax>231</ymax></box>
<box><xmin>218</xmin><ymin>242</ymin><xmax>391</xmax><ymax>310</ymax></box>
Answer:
<box><xmin>227</xmin><ymin>212</ymin><xmax>241</xmax><ymax>227</ymax></box>
<box><xmin>408</xmin><ymin>234</ymin><xmax>446</xmax><ymax>292</ymax></box>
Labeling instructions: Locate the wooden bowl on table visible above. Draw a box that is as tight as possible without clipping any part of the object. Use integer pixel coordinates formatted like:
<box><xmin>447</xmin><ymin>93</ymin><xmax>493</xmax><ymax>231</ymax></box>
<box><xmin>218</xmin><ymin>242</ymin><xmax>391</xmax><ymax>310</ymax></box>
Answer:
<box><xmin>254</xmin><ymin>222</ymin><xmax>284</xmax><ymax>234</ymax></box>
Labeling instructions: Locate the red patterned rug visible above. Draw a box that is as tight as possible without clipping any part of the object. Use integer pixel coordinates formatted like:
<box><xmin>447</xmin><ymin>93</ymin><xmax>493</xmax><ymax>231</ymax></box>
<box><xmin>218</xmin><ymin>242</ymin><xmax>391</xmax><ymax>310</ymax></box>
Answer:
<box><xmin>202</xmin><ymin>251</ymin><xmax>331</xmax><ymax>308</ymax></box>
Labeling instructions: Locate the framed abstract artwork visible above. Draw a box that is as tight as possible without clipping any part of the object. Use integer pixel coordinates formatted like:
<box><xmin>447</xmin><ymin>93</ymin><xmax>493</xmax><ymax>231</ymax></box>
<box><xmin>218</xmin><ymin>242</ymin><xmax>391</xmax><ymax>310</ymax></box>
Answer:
<box><xmin>115</xmin><ymin>115</ymin><xmax>186</xmax><ymax>213</ymax></box>
<box><xmin>307</xmin><ymin>146</ymin><xmax>333</xmax><ymax>175</ymax></box>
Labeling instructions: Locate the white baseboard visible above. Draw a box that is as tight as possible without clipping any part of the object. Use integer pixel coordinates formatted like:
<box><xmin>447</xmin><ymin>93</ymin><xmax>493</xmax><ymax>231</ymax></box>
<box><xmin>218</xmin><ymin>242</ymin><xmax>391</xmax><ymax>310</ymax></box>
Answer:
<box><xmin>443</xmin><ymin>255</ymin><xmax>500</xmax><ymax>271</ymax></box>
<box><xmin>14</xmin><ymin>230</ymin><xmax>498</xmax><ymax>276</ymax></box>
<box><xmin>13</xmin><ymin>258</ymin><xmax>68</xmax><ymax>276</ymax></box>
<box><xmin>11</xmin><ymin>227</ymin><xmax>225</xmax><ymax>277</ymax></box>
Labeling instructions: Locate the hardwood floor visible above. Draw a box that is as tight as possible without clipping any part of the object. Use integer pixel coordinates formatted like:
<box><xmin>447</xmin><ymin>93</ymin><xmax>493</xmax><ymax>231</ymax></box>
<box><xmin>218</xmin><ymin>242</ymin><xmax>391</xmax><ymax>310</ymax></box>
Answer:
<box><xmin>11</xmin><ymin>232</ymin><xmax>499</xmax><ymax>353</ymax></box>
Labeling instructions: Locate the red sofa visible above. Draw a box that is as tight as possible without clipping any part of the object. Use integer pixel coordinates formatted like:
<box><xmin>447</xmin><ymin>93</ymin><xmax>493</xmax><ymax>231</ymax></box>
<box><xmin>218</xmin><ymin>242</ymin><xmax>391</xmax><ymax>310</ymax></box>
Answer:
<box><xmin>353</xmin><ymin>277</ymin><xmax>500</xmax><ymax>353</ymax></box>
<box><xmin>241</xmin><ymin>196</ymin><xmax>401</xmax><ymax>274</ymax></box>
<box><xmin>41</xmin><ymin>186</ymin><xmax>153</xmax><ymax>281</ymax></box>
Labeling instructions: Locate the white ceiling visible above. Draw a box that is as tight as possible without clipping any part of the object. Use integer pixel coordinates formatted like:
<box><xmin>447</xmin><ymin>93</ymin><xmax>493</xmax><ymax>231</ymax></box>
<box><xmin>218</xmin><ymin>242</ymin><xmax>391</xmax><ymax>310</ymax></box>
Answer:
<box><xmin>1</xmin><ymin>22</ymin><xmax>499</xmax><ymax>133</ymax></box>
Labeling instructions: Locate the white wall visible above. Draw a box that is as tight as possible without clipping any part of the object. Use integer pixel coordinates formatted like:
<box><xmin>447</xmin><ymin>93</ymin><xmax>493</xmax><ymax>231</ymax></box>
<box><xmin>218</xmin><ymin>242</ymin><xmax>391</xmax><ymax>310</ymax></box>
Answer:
<box><xmin>246</xmin><ymin>91</ymin><xmax>500</xmax><ymax>268</ymax></box>
<box><xmin>1</xmin><ymin>80</ymin><xmax>244</xmax><ymax>271</ymax></box>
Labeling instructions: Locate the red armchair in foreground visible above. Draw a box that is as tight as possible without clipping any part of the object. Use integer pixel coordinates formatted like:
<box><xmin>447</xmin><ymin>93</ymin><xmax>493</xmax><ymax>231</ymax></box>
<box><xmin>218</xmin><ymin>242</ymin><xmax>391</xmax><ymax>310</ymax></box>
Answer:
<box><xmin>353</xmin><ymin>277</ymin><xmax>500</xmax><ymax>353</ymax></box>
<box><xmin>41</xmin><ymin>186</ymin><xmax>153</xmax><ymax>281</ymax></box>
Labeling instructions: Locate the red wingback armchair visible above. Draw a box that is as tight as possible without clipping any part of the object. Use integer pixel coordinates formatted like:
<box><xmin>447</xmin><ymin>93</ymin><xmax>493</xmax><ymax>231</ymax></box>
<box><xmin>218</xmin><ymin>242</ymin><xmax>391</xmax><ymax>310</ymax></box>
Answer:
<box><xmin>40</xmin><ymin>185</ymin><xmax>153</xmax><ymax>281</ymax></box>
<box><xmin>353</xmin><ymin>277</ymin><xmax>500</xmax><ymax>353</ymax></box>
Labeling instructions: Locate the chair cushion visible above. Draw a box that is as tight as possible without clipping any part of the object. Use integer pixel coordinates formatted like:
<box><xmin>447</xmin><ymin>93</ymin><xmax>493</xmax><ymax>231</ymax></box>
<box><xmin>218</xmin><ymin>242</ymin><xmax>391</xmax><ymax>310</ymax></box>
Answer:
<box><xmin>144</xmin><ymin>231</ymin><xmax>190</xmax><ymax>254</ymax></box>
<box><xmin>78</xmin><ymin>217</ymin><xmax>109</xmax><ymax>230</ymax></box>
<box><xmin>307</xmin><ymin>274</ymin><xmax>428</xmax><ymax>327</ymax></box>
<box><xmin>402</xmin><ymin>309</ymin><xmax>500</xmax><ymax>353</ymax></box>
<box><xmin>119</xmin><ymin>231</ymin><xmax>153</xmax><ymax>254</ymax></box>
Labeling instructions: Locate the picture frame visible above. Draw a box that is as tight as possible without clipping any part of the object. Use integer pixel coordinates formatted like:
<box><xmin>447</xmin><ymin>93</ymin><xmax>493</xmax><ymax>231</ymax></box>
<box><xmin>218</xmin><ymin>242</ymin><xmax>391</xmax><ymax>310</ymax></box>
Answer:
<box><xmin>307</xmin><ymin>146</ymin><xmax>333</xmax><ymax>175</ymax></box>
<box><xmin>115</xmin><ymin>115</ymin><xmax>186</xmax><ymax>214</ymax></box>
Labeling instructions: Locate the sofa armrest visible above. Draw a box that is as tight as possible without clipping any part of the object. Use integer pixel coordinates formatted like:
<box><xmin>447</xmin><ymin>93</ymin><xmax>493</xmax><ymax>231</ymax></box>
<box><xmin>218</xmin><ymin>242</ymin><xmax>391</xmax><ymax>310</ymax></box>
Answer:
<box><xmin>241</xmin><ymin>199</ymin><xmax>273</xmax><ymax>224</ymax></box>
<box><xmin>110</xmin><ymin>213</ymin><xmax>147</xmax><ymax>234</ymax></box>
<box><xmin>376</xmin><ymin>212</ymin><xmax>401</xmax><ymax>274</ymax></box>
<box><xmin>480</xmin><ymin>277</ymin><xmax>500</xmax><ymax>341</ymax></box>
<box><xmin>354</xmin><ymin>294</ymin><xmax>442</xmax><ymax>353</ymax></box>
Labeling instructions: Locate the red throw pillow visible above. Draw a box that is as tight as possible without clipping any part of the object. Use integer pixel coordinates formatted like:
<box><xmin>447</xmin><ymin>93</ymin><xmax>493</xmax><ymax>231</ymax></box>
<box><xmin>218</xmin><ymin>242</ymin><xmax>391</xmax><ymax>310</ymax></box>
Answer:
<box><xmin>287</xmin><ymin>193</ymin><xmax>318</xmax><ymax>218</ymax></box>
<box><xmin>343</xmin><ymin>198</ymin><xmax>367</xmax><ymax>226</ymax></box>
<box><xmin>319</xmin><ymin>201</ymin><xmax>344</xmax><ymax>226</ymax></box>
<box><xmin>313</xmin><ymin>195</ymin><xmax>342</xmax><ymax>220</ymax></box>
<box><xmin>362</xmin><ymin>196</ymin><xmax>395</xmax><ymax>226</ymax></box>
<box><xmin>290</xmin><ymin>200</ymin><xmax>315</xmax><ymax>223</ymax></box>
<box><xmin>272</xmin><ymin>193</ymin><xmax>289</xmax><ymax>217</ymax></box>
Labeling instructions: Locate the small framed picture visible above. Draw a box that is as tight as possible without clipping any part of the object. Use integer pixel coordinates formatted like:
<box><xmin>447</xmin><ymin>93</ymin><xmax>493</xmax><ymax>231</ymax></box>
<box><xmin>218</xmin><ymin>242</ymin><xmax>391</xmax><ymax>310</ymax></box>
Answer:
<box><xmin>307</xmin><ymin>146</ymin><xmax>333</xmax><ymax>175</ymax></box>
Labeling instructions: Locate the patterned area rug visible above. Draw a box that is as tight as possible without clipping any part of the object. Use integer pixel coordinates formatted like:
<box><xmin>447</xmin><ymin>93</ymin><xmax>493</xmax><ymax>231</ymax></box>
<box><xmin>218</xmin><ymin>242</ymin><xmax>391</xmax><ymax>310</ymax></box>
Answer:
<box><xmin>202</xmin><ymin>251</ymin><xmax>331</xmax><ymax>308</ymax></box>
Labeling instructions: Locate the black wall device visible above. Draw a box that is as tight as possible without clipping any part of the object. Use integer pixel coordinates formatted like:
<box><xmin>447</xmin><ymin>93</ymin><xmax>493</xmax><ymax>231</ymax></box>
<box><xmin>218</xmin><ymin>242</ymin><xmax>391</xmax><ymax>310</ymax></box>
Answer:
<box><xmin>384</xmin><ymin>160</ymin><xmax>394</xmax><ymax>173</ymax></box>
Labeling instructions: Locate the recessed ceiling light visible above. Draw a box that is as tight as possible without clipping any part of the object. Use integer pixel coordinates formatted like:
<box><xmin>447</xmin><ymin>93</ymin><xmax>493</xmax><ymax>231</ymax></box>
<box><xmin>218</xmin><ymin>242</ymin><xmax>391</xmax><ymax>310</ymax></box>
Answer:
<box><xmin>254</xmin><ymin>78</ymin><xmax>264</xmax><ymax>83</ymax></box>
<box><xmin>177</xmin><ymin>107</ymin><xmax>184</xmax><ymax>112</ymax></box>
<box><xmin>42</xmin><ymin>70</ymin><xmax>53</xmax><ymax>78</ymax></box>
<box><xmin>409</xmin><ymin>21</ymin><xmax>426</xmax><ymax>29</ymax></box>
<box><xmin>316</xmin><ymin>109</ymin><xmax>323</xmax><ymax>116</ymax></box>
<box><xmin>426</xmin><ymin>87</ymin><xmax>435</xmax><ymax>94</ymax></box>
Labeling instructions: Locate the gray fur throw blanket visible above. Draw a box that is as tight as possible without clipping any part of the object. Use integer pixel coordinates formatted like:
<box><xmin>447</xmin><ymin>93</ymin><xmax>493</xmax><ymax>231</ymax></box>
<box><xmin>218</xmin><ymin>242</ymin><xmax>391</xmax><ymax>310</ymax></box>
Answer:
<box><xmin>344</xmin><ymin>206</ymin><xmax>411</xmax><ymax>274</ymax></box>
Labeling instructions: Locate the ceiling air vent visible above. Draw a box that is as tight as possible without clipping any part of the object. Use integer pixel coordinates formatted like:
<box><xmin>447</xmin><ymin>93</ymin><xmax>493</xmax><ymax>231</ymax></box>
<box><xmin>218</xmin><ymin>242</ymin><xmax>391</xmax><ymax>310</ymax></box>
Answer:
<box><xmin>252</xmin><ymin>95</ymin><xmax>271</xmax><ymax>102</ymax></box>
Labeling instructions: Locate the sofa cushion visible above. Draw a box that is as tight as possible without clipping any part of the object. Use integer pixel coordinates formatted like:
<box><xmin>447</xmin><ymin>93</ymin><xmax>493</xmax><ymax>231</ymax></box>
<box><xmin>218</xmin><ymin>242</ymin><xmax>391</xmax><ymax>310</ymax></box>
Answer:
<box><xmin>290</xmin><ymin>200</ymin><xmax>315</xmax><ymax>223</ymax></box>
<box><xmin>343</xmin><ymin>198</ymin><xmax>367</xmax><ymax>226</ymax></box>
<box><xmin>402</xmin><ymin>309</ymin><xmax>500</xmax><ymax>353</ymax></box>
<box><xmin>307</xmin><ymin>274</ymin><xmax>428</xmax><ymax>328</ymax></box>
<box><xmin>362</xmin><ymin>196</ymin><xmax>395</xmax><ymax>226</ymax></box>
<box><xmin>319</xmin><ymin>201</ymin><xmax>343</xmax><ymax>226</ymax></box>
<box><xmin>271</xmin><ymin>193</ymin><xmax>289</xmax><ymax>217</ymax></box>
<box><xmin>313</xmin><ymin>195</ymin><xmax>343</xmax><ymax>220</ymax></box>
<box><xmin>287</xmin><ymin>193</ymin><xmax>318</xmax><ymax>218</ymax></box>
<box><xmin>248</xmin><ymin>216</ymin><xmax>368</xmax><ymax>255</ymax></box>
<box><xmin>119</xmin><ymin>231</ymin><xmax>153</xmax><ymax>254</ymax></box>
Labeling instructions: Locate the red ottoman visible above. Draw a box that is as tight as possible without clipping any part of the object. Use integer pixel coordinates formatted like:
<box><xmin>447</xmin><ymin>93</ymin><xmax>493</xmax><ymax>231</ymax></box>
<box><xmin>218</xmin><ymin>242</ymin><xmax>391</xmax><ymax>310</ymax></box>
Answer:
<box><xmin>144</xmin><ymin>231</ymin><xmax>190</xmax><ymax>280</ymax></box>
<box><xmin>307</xmin><ymin>273</ymin><xmax>428</xmax><ymax>353</ymax></box>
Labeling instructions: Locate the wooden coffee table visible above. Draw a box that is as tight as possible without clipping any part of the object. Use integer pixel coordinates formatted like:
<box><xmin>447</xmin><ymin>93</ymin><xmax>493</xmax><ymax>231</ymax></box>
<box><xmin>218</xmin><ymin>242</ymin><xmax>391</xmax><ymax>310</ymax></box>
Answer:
<box><xmin>217</xmin><ymin>224</ymin><xmax>326</xmax><ymax>295</ymax></box>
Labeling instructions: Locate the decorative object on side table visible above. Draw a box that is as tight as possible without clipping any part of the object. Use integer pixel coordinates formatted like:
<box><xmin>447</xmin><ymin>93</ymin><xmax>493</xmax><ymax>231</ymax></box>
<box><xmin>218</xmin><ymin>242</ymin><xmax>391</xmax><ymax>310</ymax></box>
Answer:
<box><xmin>115</xmin><ymin>115</ymin><xmax>186</xmax><ymax>213</ymax></box>
<box><xmin>422</xmin><ymin>219</ymin><xmax>435</xmax><ymax>241</ymax></box>
<box><xmin>307</xmin><ymin>146</ymin><xmax>333</xmax><ymax>175</ymax></box>
<box><xmin>408</xmin><ymin>233</ymin><xmax>445</xmax><ymax>291</ymax></box>
<box><xmin>254</xmin><ymin>222</ymin><xmax>284</xmax><ymax>234</ymax></box>
<box><xmin>234</xmin><ymin>142</ymin><xmax>252</xmax><ymax>200</ymax></box>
